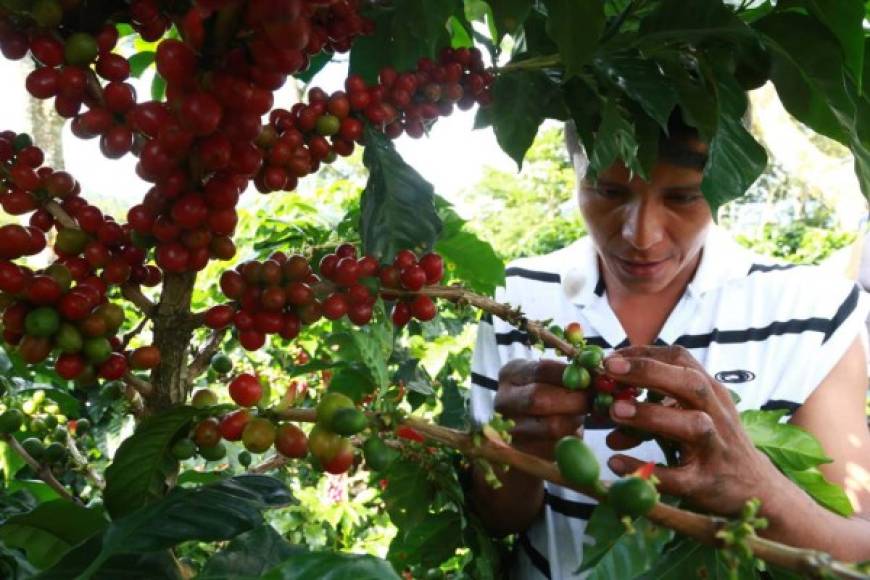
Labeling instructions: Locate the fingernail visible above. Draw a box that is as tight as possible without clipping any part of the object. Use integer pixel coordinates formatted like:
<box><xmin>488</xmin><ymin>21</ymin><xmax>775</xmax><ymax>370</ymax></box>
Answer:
<box><xmin>612</xmin><ymin>399</ymin><xmax>636</xmax><ymax>418</ymax></box>
<box><xmin>608</xmin><ymin>458</ymin><xmax>624</xmax><ymax>473</ymax></box>
<box><xmin>605</xmin><ymin>357</ymin><xmax>630</xmax><ymax>374</ymax></box>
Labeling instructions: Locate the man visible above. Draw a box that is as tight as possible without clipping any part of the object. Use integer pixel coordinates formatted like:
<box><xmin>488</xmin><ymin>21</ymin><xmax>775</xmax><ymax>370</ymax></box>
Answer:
<box><xmin>469</xmin><ymin>113</ymin><xmax>870</xmax><ymax>579</ymax></box>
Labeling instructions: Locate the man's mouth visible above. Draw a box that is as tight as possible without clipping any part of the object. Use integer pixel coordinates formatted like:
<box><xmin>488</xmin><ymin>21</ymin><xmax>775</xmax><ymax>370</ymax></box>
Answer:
<box><xmin>616</xmin><ymin>257</ymin><xmax>670</xmax><ymax>278</ymax></box>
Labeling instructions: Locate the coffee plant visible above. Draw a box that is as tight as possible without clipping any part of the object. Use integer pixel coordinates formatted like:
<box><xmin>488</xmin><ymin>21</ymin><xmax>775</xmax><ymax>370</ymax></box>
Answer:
<box><xmin>0</xmin><ymin>0</ymin><xmax>868</xmax><ymax>578</ymax></box>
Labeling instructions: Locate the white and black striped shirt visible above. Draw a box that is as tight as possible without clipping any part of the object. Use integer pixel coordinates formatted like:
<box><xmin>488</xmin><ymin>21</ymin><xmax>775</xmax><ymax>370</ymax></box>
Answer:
<box><xmin>470</xmin><ymin>226</ymin><xmax>868</xmax><ymax>579</ymax></box>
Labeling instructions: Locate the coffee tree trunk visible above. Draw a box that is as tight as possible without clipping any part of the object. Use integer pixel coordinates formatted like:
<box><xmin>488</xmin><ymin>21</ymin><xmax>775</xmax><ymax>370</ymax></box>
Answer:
<box><xmin>150</xmin><ymin>272</ymin><xmax>197</xmax><ymax>411</ymax></box>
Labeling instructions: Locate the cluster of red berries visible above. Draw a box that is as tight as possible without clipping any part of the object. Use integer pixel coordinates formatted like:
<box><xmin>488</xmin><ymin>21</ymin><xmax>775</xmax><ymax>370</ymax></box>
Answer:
<box><xmin>1</xmin><ymin>0</ymin><xmax>373</xmax><ymax>274</ymax></box>
<box><xmin>380</xmin><ymin>249</ymin><xmax>442</xmax><ymax>326</ymax></box>
<box><xmin>253</xmin><ymin>47</ymin><xmax>494</xmax><ymax>193</ymax></box>
<box><xmin>204</xmin><ymin>244</ymin><xmax>444</xmax><ymax>350</ymax></box>
<box><xmin>0</xmin><ymin>261</ymin><xmax>125</xmax><ymax>380</ymax></box>
<box><xmin>172</xmin><ymin>377</ymin><xmax>310</xmax><ymax>466</ymax></box>
<box><xmin>0</xmin><ymin>132</ymin><xmax>161</xmax><ymax>288</ymax></box>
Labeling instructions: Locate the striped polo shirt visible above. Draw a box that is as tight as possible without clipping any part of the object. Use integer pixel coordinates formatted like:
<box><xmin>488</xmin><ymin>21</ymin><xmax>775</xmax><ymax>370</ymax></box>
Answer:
<box><xmin>469</xmin><ymin>225</ymin><xmax>868</xmax><ymax>580</ymax></box>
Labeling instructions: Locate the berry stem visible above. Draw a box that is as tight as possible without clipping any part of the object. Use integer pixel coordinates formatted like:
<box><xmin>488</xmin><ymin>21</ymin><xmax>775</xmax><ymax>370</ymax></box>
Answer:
<box><xmin>268</xmin><ymin>407</ymin><xmax>864</xmax><ymax>578</ymax></box>
<box><xmin>62</xmin><ymin>430</ymin><xmax>105</xmax><ymax>490</ymax></box>
<box><xmin>187</xmin><ymin>328</ymin><xmax>228</xmax><ymax>383</ymax></box>
<box><xmin>1</xmin><ymin>433</ymin><xmax>80</xmax><ymax>504</ymax></box>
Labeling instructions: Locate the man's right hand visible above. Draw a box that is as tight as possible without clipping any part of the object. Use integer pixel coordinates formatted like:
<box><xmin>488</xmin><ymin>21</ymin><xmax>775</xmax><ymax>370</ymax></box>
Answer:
<box><xmin>495</xmin><ymin>359</ymin><xmax>591</xmax><ymax>461</ymax></box>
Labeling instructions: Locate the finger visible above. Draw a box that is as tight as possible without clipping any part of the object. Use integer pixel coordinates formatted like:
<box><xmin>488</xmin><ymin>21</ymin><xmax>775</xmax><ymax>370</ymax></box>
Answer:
<box><xmin>614</xmin><ymin>345</ymin><xmax>703</xmax><ymax>371</ymax></box>
<box><xmin>498</xmin><ymin>358</ymin><xmax>566</xmax><ymax>386</ymax></box>
<box><xmin>606</xmin><ymin>454</ymin><xmax>696</xmax><ymax>498</ymax></box>
<box><xmin>510</xmin><ymin>414</ymin><xmax>584</xmax><ymax>441</ymax></box>
<box><xmin>605</xmin><ymin>428</ymin><xmax>644</xmax><ymax>451</ymax></box>
<box><xmin>615</xmin><ymin>346</ymin><xmax>735</xmax><ymax>410</ymax></box>
<box><xmin>603</xmin><ymin>356</ymin><xmax>723</xmax><ymax>416</ymax></box>
<box><xmin>495</xmin><ymin>383</ymin><xmax>590</xmax><ymax>417</ymax></box>
<box><xmin>609</xmin><ymin>399</ymin><xmax>720</xmax><ymax>449</ymax></box>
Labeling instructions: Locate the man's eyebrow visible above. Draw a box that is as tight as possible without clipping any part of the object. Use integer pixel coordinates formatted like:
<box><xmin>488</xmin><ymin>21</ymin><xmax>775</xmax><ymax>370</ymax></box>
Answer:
<box><xmin>587</xmin><ymin>179</ymin><xmax>629</xmax><ymax>188</ymax></box>
<box><xmin>663</xmin><ymin>184</ymin><xmax>703</xmax><ymax>192</ymax></box>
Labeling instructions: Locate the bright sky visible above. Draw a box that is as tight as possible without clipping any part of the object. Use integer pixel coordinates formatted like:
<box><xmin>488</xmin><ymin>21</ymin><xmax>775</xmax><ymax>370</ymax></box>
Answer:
<box><xmin>0</xmin><ymin>56</ymin><xmax>516</xmax><ymax>220</ymax></box>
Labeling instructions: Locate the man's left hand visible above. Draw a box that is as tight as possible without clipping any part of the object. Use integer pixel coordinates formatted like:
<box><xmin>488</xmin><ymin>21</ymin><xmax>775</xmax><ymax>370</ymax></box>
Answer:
<box><xmin>602</xmin><ymin>345</ymin><xmax>793</xmax><ymax>518</ymax></box>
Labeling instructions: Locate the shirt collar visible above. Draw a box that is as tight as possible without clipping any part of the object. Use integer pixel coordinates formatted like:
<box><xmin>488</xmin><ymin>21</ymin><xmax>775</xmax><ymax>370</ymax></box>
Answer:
<box><xmin>559</xmin><ymin>225</ymin><xmax>755</xmax><ymax>307</ymax></box>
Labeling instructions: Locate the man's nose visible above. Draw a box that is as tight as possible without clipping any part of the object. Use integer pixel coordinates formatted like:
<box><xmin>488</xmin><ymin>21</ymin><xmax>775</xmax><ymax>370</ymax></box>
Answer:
<box><xmin>622</xmin><ymin>197</ymin><xmax>664</xmax><ymax>250</ymax></box>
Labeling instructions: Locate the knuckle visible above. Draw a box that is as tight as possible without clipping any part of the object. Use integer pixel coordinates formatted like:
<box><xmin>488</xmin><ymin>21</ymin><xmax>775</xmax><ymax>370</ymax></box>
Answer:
<box><xmin>687</xmin><ymin>370</ymin><xmax>710</xmax><ymax>400</ymax></box>
<box><xmin>545</xmin><ymin>416</ymin><xmax>570</xmax><ymax>438</ymax></box>
<box><xmin>498</xmin><ymin>359</ymin><xmax>527</xmax><ymax>383</ymax></box>
<box><xmin>668</xmin><ymin>345</ymin><xmax>690</xmax><ymax>360</ymax></box>
<box><xmin>689</xmin><ymin>412</ymin><xmax>716</xmax><ymax>443</ymax></box>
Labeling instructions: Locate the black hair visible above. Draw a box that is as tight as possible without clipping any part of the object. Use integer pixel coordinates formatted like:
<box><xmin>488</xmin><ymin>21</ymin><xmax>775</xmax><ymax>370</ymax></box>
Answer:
<box><xmin>565</xmin><ymin>108</ymin><xmax>708</xmax><ymax>173</ymax></box>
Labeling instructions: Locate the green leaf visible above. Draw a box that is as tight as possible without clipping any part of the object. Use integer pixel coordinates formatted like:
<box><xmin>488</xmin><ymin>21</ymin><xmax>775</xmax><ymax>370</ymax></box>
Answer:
<box><xmin>0</xmin><ymin>441</ymin><xmax>25</xmax><ymax>486</ymax></box>
<box><xmin>0</xmin><ymin>501</ymin><xmax>106</xmax><ymax>569</ymax></box>
<box><xmin>581</xmin><ymin>503</ymin><xmax>673</xmax><ymax>575</ymax></box>
<box><xmin>756</xmin><ymin>11</ymin><xmax>870</xmax><ymax>199</ymax></box>
<box><xmin>103</xmin><ymin>406</ymin><xmax>197</xmax><ymax>518</ymax></box>
<box><xmin>563</xmin><ymin>76</ymin><xmax>603</xmax><ymax>155</ymax></box>
<box><xmin>490</xmin><ymin>0</ymin><xmax>531</xmax><ymax>41</ymax></box>
<box><xmin>381</xmin><ymin>458</ymin><xmax>436</xmax><ymax>529</ymax></box>
<box><xmin>519</xmin><ymin>7</ymin><xmax>558</xmax><ymax>56</ymax></box>
<box><xmin>437</xmin><ymin>378</ymin><xmax>467</xmax><ymax>430</ymax></box>
<box><xmin>35</xmin><ymin>535</ymin><xmax>182</xmax><ymax>580</ymax></box>
<box><xmin>5</xmin><ymin>481</ymin><xmax>60</xmax><ymax>504</ymax></box>
<box><xmin>741</xmin><ymin>410</ymin><xmax>830</xmax><ymax>471</ymax></box>
<box><xmin>388</xmin><ymin>511</ymin><xmax>462</xmax><ymax>570</ymax></box>
<box><xmin>588</xmin><ymin>99</ymin><xmax>641</xmax><ymax>180</ymax></box>
<box><xmin>783</xmin><ymin>467</ymin><xmax>853</xmax><ymax>516</ymax></box>
<box><xmin>447</xmin><ymin>15</ymin><xmax>473</xmax><ymax>48</ymax></box>
<box><xmin>542</xmin><ymin>0</ymin><xmax>604</xmax><ymax>79</ymax></box>
<box><xmin>47</xmin><ymin>475</ymin><xmax>292</xmax><ymax>579</ymax></box>
<box><xmin>350</xmin><ymin>0</ymin><xmax>459</xmax><ymax>83</ymax></box>
<box><xmin>360</xmin><ymin>127</ymin><xmax>442</xmax><ymax>260</ymax></box>
<box><xmin>585</xmin><ymin>526</ymin><xmax>673</xmax><ymax>578</ymax></box>
<box><xmin>150</xmin><ymin>74</ymin><xmax>166</xmax><ymax>101</ymax></box>
<box><xmin>655</xmin><ymin>54</ymin><xmax>718</xmax><ymax>142</ymax></box>
<box><xmin>128</xmin><ymin>51</ymin><xmax>155</xmax><ymax>78</ymax></box>
<box><xmin>199</xmin><ymin>525</ymin><xmax>301</xmax><ymax>580</ymax></box>
<box><xmin>755</xmin><ymin>11</ymin><xmax>848</xmax><ymax>143</ymax></box>
<box><xmin>593</xmin><ymin>54</ymin><xmax>677</xmax><ymax>130</ymax></box>
<box><xmin>636</xmin><ymin>536</ymin><xmax>758</xmax><ymax>579</ymax></box>
<box><xmin>296</xmin><ymin>52</ymin><xmax>332</xmax><ymax>84</ymax></box>
<box><xmin>262</xmin><ymin>551</ymin><xmax>400</xmax><ymax>580</ymax></box>
<box><xmin>0</xmin><ymin>540</ymin><xmax>36</xmax><ymax>580</ymax></box>
<box><xmin>434</xmin><ymin>196</ymin><xmax>504</xmax><ymax>296</ymax></box>
<box><xmin>489</xmin><ymin>70</ymin><xmax>561</xmax><ymax>169</ymax></box>
<box><xmin>176</xmin><ymin>470</ymin><xmax>229</xmax><ymax>487</ymax></box>
<box><xmin>637</xmin><ymin>0</ymin><xmax>749</xmax><ymax>46</ymax></box>
<box><xmin>786</xmin><ymin>0</ymin><xmax>864</xmax><ymax>88</ymax></box>
<box><xmin>700</xmin><ymin>67</ymin><xmax>767</xmax><ymax>215</ymax></box>
<box><xmin>327</xmin><ymin>365</ymin><xmax>375</xmax><ymax>403</ymax></box>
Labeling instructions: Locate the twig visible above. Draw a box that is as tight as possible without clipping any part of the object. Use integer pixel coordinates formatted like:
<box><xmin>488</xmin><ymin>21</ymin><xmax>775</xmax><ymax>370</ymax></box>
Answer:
<box><xmin>411</xmin><ymin>285</ymin><xmax>579</xmax><ymax>357</ymax></box>
<box><xmin>249</xmin><ymin>454</ymin><xmax>289</xmax><ymax>474</ymax></box>
<box><xmin>123</xmin><ymin>370</ymin><xmax>154</xmax><ymax>399</ymax></box>
<box><xmin>121</xmin><ymin>284</ymin><xmax>156</xmax><ymax>317</ymax></box>
<box><xmin>187</xmin><ymin>328</ymin><xmax>228</xmax><ymax>382</ymax></box>
<box><xmin>63</xmin><ymin>431</ymin><xmax>105</xmax><ymax>490</ymax></box>
<box><xmin>1</xmin><ymin>434</ymin><xmax>79</xmax><ymax>504</ymax></box>
<box><xmin>121</xmin><ymin>316</ymin><xmax>150</xmax><ymax>349</ymax></box>
<box><xmin>271</xmin><ymin>407</ymin><xmax>866</xmax><ymax>578</ymax></box>
<box><xmin>43</xmin><ymin>199</ymin><xmax>78</xmax><ymax>229</ymax></box>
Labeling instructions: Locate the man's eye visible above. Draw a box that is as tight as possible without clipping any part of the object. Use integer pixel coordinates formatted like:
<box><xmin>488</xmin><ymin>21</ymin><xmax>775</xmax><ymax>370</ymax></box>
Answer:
<box><xmin>595</xmin><ymin>187</ymin><xmax>627</xmax><ymax>199</ymax></box>
<box><xmin>666</xmin><ymin>193</ymin><xmax>702</xmax><ymax>205</ymax></box>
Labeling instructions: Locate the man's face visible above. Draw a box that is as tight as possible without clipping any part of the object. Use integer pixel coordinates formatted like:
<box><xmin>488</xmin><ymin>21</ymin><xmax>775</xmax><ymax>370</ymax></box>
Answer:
<box><xmin>577</xmin><ymin>147</ymin><xmax>713</xmax><ymax>295</ymax></box>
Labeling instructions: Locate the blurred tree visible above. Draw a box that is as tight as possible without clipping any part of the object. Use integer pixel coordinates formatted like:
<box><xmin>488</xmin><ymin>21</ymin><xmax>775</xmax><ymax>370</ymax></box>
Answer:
<box><xmin>463</xmin><ymin>125</ymin><xmax>586</xmax><ymax>261</ymax></box>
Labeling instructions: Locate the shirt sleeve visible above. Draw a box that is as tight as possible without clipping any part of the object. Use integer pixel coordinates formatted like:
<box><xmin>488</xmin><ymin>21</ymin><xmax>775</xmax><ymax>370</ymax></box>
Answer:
<box><xmin>469</xmin><ymin>313</ymin><xmax>501</xmax><ymax>426</ymax></box>
<box><xmin>791</xmin><ymin>281</ymin><xmax>870</xmax><ymax>404</ymax></box>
